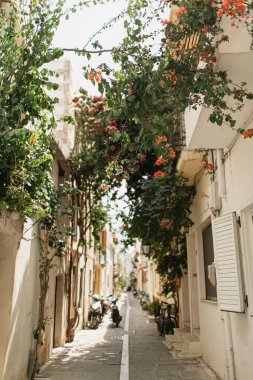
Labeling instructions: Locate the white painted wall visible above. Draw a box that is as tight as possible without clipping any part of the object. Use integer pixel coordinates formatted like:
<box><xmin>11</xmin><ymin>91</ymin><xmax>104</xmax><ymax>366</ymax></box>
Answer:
<box><xmin>0</xmin><ymin>217</ymin><xmax>40</xmax><ymax>380</ymax></box>
<box><xmin>188</xmin><ymin>134</ymin><xmax>253</xmax><ymax>380</ymax></box>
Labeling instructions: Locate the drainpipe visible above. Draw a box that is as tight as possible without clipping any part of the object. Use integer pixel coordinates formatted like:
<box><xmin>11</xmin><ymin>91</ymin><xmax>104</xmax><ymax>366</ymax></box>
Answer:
<box><xmin>217</xmin><ymin>149</ymin><xmax>226</xmax><ymax>197</ymax></box>
<box><xmin>224</xmin><ymin>312</ymin><xmax>236</xmax><ymax>380</ymax></box>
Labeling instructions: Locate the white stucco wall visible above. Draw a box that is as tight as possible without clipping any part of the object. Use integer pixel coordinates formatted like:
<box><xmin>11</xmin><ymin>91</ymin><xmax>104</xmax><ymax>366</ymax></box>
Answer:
<box><xmin>0</xmin><ymin>217</ymin><xmax>40</xmax><ymax>380</ymax></box>
<box><xmin>189</xmin><ymin>135</ymin><xmax>253</xmax><ymax>380</ymax></box>
<box><xmin>217</xmin><ymin>136</ymin><xmax>253</xmax><ymax>380</ymax></box>
<box><xmin>199</xmin><ymin>301</ymin><xmax>227</xmax><ymax>379</ymax></box>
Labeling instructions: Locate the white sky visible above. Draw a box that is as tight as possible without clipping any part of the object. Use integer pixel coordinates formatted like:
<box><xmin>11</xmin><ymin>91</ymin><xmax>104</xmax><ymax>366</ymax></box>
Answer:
<box><xmin>53</xmin><ymin>0</ymin><xmax>128</xmax><ymax>94</ymax></box>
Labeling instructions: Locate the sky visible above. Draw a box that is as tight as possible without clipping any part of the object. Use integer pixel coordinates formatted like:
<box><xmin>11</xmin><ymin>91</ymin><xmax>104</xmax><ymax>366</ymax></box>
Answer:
<box><xmin>53</xmin><ymin>0</ymin><xmax>132</xmax><ymax>247</ymax></box>
<box><xmin>53</xmin><ymin>0</ymin><xmax>128</xmax><ymax>94</ymax></box>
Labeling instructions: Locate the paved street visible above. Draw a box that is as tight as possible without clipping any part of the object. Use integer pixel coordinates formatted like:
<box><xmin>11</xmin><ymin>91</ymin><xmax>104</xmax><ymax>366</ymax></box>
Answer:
<box><xmin>39</xmin><ymin>294</ymin><xmax>219</xmax><ymax>380</ymax></box>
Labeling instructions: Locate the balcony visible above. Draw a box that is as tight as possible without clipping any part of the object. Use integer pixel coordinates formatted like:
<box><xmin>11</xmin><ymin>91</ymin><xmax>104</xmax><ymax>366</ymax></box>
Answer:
<box><xmin>176</xmin><ymin>151</ymin><xmax>203</xmax><ymax>186</ymax></box>
<box><xmin>184</xmin><ymin>19</ymin><xmax>253</xmax><ymax>150</ymax></box>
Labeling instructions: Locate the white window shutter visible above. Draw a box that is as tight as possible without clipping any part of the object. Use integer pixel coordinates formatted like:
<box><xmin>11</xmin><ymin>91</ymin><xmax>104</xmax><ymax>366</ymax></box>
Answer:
<box><xmin>212</xmin><ymin>213</ymin><xmax>245</xmax><ymax>312</ymax></box>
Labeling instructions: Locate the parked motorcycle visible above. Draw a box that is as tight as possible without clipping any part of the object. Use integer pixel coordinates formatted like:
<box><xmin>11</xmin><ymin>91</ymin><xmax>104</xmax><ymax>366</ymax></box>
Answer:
<box><xmin>100</xmin><ymin>295</ymin><xmax>110</xmax><ymax>317</ymax></box>
<box><xmin>132</xmin><ymin>289</ymin><xmax>137</xmax><ymax>298</ymax></box>
<box><xmin>87</xmin><ymin>294</ymin><xmax>102</xmax><ymax>329</ymax></box>
<box><xmin>139</xmin><ymin>291</ymin><xmax>149</xmax><ymax>310</ymax></box>
<box><xmin>156</xmin><ymin>295</ymin><xmax>178</xmax><ymax>336</ymax></box>
<box><xmin>110</xmin><ymin>298</ymin><xmax>122</xmax><ymax>327</ymax></box>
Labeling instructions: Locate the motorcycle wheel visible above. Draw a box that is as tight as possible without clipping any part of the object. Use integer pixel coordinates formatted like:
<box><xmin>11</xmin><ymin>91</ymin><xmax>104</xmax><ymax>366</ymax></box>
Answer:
<box><xmin>142</xmin><ymin>302</ymin><xmax>147</xmax><ymax>311</ymax></box>
<box><xmin>90</xmin><ymin>316</ymin><xmax>99</xmax><ymax>329</ymax></box>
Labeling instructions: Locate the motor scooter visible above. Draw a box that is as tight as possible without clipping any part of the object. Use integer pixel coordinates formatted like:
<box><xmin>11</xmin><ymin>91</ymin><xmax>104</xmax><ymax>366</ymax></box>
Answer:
<box><xmin>139</xmin><ymin>291</ymin><xmax>149</xmax><ymax>310</ymax></box>
<box><xmin>132</xmin><ymin>289</ymin><xmax>137</xmax><ymax>298</ymax></box>
<box><xmin>100</xmin><ymin>295</ymin><xmax>109</xmax><ymax>317</ymax></box>
<box><xmin>110</xmin><ymin>298</ymin><xmax>122</xmax><ymax>327</ymax></box>
<box><xmin>87</xmin><ymin>294</ymin><xmax>102</xmax><ymax>329</ymax></box>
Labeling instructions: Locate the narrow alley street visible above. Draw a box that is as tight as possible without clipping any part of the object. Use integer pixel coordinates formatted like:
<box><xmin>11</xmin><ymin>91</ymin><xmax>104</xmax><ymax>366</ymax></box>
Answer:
<box><xmin>39</xmin><ymin>294</ymin><xmax>219</xmax><ymax>380</ymax></box>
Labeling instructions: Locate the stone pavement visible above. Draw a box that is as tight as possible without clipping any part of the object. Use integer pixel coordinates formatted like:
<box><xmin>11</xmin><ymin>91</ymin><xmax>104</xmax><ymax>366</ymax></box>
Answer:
<box><xmin>39</xmin><ymin>295</ymin><xmax>127</xmax><ymax>380</ymax></box>
<box><xmin>39</xmin><ymin>293</ymin><xmax>219</xmax><ymax>380</ymax></box>
<box><xmin>128</xmin><ymin>296</ymin><xmax>218</xmax><ymax>380</ymax></box>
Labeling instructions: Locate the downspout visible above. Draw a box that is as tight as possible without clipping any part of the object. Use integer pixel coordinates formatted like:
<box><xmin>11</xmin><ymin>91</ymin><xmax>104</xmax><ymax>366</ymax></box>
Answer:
<box><xmin>223</xmin><ymin>312</ymin><xmax>236</xmax><ymax>380</ymax></box>
<box><xmin>217</xmin><ymin>149</ymin><xmax>226</xmax><ymax>197</ymax></box>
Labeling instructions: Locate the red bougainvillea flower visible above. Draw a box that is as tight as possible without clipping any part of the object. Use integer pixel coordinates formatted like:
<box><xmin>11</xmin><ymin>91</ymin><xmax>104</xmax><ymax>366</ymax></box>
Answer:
<box><xmin>206</xmin><ymin>163</ymin><xmax>215</xmax><ymax>171</ymax></box>
<box><xmin>156</xmin><ymin>157</ymin><xmax>165</xmax><ymax>166</ymax></box>
<box><xmin>169</xmin><ymin>149</ymin><xmax>176</xmax><ymax>158</ymax></box>
<box><xmin>165</xmin><ymin>143</ymin><xmax>170</xmax><ymax>148</ymax></box>
<box><xmin>72</xmin><ymin>97</ymin><xmax>79</xmax><ymax>103</ymax></box>
<box><xmin>139</xmin><ymin>155</ymin><xmax>146</xmax><ymax>163</ymax></box>
<box><xmin>154</xmin><ymin>170</ymin><xmax>166</xmax><ymax>178</ymax></box>
<box><xmin>243</xmin><ymin>130</ymin><xmax>253</xmax><ymax>139</ymax></box>
<box><xmin>162</xmin><ymin>19</ymin><xmax>171</xmax><ymax>26</ymax></box>
<box><xmin>110</xmin><ymin>119</ymin><xmax>117</xmax><ymax>127</ymax></box>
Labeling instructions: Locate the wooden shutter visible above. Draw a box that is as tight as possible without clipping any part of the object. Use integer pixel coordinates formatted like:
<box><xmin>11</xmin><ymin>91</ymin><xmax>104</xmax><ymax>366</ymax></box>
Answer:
<box><xmin>212</xmin><ymin>213</ymin><xmax>245</xmax><ymax>312</ymax></box>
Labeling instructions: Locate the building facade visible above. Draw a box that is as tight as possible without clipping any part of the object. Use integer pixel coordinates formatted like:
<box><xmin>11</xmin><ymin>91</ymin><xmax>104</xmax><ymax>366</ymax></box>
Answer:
<box><xmin>171</xmin><ymin>16</ymin><xmax>253</xmax><ymax>380</ymax></box>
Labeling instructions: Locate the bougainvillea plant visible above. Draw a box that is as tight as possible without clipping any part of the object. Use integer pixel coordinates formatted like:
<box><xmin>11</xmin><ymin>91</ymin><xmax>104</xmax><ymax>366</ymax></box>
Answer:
<box><xmin>80</xmin><ymin>0</ymin><xmax>253</xmax><ymax>292</ymax></box>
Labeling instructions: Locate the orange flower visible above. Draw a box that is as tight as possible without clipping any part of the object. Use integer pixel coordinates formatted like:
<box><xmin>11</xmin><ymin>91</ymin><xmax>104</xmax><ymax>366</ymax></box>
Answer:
<box><xmin>169</xmin><ymin>149</ymin><xmax>175</xmax><ymax>158</ymax></box>
<box><xmin>154</xmin><ymin>170</ymin><xmax>166</xmax><ymax>178</ymax></box>
<box><xmin>201</xmin><ymin>27</ymin><xmax>209</xmax><ymax>34</ymax></box>
<box><xmin>155</xmin><ymin>135</ymin><xmax>167</xmax><ymax>145</ymax></box>
<box><xmin>156</xmin><ymin>157</ymin><xmax>165</xmax><ymax>166</ymax></box>
<box><xmin>211</xmin><ymin>1</ymin><xmax>216</xmax><ymax>8</ymax></box>
<box><xmin>88</xmin><ymin>72</ymin><xmax>95</xmax><ymax>80</ymax></box>
<box><xmin>175</xmin><ymin>7</ymin><xmax>188</xmax><ymax>19</ymax></box>
<box><xmin>243</xmin><ymin>130</ymin><xmax>253</xmax><ymax>139</ymax></box>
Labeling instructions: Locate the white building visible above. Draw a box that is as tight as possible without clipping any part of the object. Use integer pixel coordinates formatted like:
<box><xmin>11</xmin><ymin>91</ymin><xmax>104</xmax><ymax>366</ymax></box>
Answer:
<box><xmin>168</xmin><ymin>18</ymin><xmax>253</xmax><ymax>380</ymax></box>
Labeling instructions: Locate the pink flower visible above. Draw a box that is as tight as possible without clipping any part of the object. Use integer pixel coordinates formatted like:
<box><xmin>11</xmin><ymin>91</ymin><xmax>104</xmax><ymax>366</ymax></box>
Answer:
<box><xmin>110</xmin><ymin>119</ymin><xmax>117</xmax><ymax>127</ymax></box>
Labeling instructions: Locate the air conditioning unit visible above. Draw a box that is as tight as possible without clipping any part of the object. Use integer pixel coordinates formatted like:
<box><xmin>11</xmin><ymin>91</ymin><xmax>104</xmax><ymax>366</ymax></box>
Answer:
<box><xmin>209</xmin><ymin>181</ymin><xmax>221</xmax><ymax>211</ymax></box>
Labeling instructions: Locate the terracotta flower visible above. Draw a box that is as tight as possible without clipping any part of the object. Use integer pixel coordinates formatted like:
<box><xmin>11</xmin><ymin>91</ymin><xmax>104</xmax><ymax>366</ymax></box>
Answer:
<box><xmin>154</xmin><ymin>170</ymin><xmax>166</xmax><ymax>178</ymax></box>
<box><xmin>156</xmin><ymin>157</ymin><xmax>165</xmax><ymax>166</ymax></box>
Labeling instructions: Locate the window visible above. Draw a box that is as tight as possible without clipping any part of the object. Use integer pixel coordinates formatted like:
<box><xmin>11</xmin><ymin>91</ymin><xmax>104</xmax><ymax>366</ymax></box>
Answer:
<box><xmin>202</xmin><ymin>224</ymin><xmax>217</xmax><ymax>301</ymax></box>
